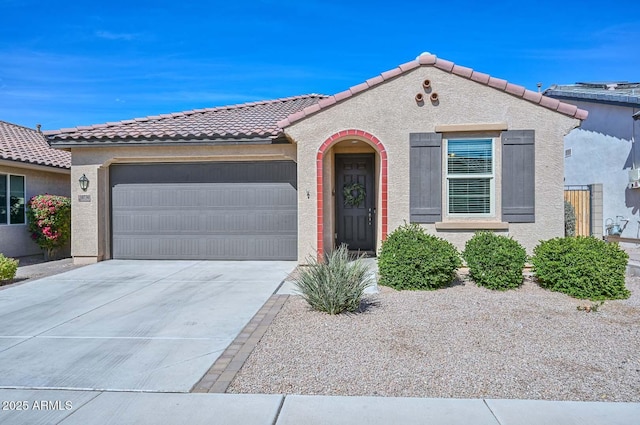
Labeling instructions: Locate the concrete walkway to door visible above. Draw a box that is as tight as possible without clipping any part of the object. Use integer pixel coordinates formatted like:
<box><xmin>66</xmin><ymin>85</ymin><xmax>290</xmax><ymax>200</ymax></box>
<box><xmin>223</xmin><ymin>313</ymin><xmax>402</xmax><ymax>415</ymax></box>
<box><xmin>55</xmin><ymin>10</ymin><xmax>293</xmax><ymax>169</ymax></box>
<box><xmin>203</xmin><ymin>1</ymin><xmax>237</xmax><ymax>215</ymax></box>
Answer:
<box><xmin>0</xmin><ymin>260</ymin><xmax>295</xmax><ymax>392</ymax></box>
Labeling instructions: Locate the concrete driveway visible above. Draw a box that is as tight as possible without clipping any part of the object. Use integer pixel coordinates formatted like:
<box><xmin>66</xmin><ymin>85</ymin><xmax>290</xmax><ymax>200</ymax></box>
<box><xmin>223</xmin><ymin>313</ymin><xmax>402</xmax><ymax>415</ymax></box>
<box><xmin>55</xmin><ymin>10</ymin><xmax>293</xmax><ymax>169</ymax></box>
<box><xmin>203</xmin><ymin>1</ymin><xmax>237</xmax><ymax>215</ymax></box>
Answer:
<box><xmin>0</xmin><ymin>260</ymin><xmax>295</xmax><ymax>392</ymax></box>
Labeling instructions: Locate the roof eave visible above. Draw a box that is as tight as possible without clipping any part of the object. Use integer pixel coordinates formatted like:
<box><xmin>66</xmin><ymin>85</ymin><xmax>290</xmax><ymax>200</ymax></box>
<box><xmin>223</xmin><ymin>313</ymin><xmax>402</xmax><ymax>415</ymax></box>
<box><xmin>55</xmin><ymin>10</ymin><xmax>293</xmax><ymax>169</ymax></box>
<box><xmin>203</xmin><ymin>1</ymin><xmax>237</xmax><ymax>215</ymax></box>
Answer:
<box><xmin>47</xmin><ymin>135</ymin><xmax>285</xmax><ymax>148</ymax></box>
<box><xmin>0</xmin><ymin>158</ymin><xmax>71</xmax><ymax>173</ymax></box>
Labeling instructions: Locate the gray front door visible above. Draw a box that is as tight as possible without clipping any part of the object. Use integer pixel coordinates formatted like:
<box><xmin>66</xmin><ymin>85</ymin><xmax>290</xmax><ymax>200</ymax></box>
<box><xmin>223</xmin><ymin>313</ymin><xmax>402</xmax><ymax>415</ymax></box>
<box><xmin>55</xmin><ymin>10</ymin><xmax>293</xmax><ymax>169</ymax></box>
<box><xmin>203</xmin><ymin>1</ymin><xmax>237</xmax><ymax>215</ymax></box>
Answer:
<box><xmin>335</xmin><ymin>154</ymin><xmax>375</xmax><ymax>251</ymax></box>
<box><xmin>110</xmin><ymin>162</ymin><xmax>297</xmax><ymax>260</ymax></box>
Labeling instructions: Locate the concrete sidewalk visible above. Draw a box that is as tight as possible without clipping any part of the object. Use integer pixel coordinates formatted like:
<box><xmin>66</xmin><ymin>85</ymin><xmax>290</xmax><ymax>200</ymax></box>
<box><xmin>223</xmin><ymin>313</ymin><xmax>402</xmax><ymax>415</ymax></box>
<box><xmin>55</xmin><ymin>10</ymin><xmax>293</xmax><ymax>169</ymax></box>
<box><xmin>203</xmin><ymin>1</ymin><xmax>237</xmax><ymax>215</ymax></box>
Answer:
<box><xmin>0</xmin><ymin>390</ymin><xmax>637</xmax><ymax>425</ymax></box>
<box><xmin>619</xmin><ymin>242</ymin><xmax>640</xmax><ymax>276</ymax></box>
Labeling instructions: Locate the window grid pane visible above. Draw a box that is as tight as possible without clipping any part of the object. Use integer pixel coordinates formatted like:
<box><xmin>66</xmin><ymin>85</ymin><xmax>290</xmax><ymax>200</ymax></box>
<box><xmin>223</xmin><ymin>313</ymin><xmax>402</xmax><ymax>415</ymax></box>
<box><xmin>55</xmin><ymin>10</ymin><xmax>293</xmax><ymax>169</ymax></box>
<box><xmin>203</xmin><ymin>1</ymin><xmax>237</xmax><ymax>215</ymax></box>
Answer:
<box><xmin>0</xmin><ymin>174</ymin><xmax>6</xmax><ymax>224</ymax></box>
<box><xmin>446</xmin><ymin>138</ymin><xmax>493</xmax><ymax>215</ymax></box>
<box><xmin>447</xmin><ymin>139</ymin><xmax>492</xmax><ymax>175</ymax></box>
<box><xmin>449</xmin><ymin>178</ymin><xmax>491</xmax><ymax>214</ymax></box>
<box><xmin>9</xmin><ymin>175</ymin><xmax>25</xmax><ymax>224</ymax></box>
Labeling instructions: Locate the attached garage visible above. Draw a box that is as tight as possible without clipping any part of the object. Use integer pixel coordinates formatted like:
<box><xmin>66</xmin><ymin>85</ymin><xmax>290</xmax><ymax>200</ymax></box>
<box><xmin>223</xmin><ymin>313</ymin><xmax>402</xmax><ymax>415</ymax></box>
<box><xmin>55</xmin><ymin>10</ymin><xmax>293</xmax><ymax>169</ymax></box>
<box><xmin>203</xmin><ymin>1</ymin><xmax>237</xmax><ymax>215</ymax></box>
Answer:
<box><xmin>110</xmin><ymin>161</ymin><xmax>297</xmax><ymax>260</ymax></box>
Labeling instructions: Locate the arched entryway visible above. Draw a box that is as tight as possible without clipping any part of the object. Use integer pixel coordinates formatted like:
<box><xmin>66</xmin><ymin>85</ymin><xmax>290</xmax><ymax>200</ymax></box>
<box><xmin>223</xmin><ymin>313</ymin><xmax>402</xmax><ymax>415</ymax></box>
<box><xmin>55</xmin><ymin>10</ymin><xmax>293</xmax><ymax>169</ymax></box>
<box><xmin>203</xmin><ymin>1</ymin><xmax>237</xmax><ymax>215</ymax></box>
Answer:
<box><xmin>316</xmin><ymin>129</ymin><xmax>388</xmax><ymax>256</ymax></box>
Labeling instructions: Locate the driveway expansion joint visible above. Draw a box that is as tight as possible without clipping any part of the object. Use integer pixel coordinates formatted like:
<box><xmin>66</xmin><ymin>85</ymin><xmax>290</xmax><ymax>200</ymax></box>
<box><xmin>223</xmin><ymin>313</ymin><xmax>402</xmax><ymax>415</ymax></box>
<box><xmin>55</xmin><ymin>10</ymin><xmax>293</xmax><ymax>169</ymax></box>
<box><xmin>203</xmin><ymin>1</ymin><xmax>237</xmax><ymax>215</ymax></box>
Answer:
<box><xmin>191</xmin><ymin>294</ymin><xmax>289</xmax><ymax>394</ymax></box>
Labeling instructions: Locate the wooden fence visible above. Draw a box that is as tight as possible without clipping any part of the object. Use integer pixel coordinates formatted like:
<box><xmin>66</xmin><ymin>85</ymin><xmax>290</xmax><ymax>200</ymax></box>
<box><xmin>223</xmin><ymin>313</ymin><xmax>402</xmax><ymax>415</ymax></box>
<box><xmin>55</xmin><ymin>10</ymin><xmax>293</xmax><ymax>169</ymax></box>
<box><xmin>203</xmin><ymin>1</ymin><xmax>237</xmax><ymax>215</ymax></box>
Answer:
<box><xmin>564</xmin><ymin>185</ymin><xmax>591</xmax><ymax>236</ymax></box>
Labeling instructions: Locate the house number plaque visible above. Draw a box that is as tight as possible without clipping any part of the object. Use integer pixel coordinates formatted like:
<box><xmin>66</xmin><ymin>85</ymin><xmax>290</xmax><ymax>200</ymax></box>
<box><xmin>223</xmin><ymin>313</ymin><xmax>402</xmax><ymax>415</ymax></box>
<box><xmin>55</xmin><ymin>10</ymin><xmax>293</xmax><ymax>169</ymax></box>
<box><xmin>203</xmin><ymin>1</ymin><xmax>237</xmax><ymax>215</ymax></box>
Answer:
<box><xmin>78</xmin><ymin>195</ymin><xmax>91</xmax><ymax>202</ymax></box>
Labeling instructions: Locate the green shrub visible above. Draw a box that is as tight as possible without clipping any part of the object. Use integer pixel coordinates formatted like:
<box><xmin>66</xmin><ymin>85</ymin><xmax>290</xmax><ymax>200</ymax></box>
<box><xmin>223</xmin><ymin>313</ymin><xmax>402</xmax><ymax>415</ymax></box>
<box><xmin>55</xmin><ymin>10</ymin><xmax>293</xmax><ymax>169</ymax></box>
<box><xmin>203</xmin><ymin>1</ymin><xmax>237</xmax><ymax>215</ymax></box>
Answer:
<box><xmin>564</xmin><ymin>200</ymin><xmax>576</xmax><ymax>237</ymax></box>
<box><xmin>378</xmin><ymin>223</ymin><xmax>461</xmax><ymax>290</ymax></box>
<box><xmin>293</xmin><ymin>244</ymin><xmax>373</xmax><ymax>314</ymax></box>
<box><xmin>0</xmin><ymin>254</ymin><xmax>19</xmax><ymax>281</ymax></box>
<box><xmin>26</xmin><ymin>194</ymin><xmax>71</xmax><ymax>258</ymax></box>
<box><xmin>532</xmin><ymin>236</ymin><xmax>630</xmax><ymax>300</ymax></box>
<box><xmin>462</xmin><ymin>231</ymin><xmax>527</xmax><ymax>290</ymax></box>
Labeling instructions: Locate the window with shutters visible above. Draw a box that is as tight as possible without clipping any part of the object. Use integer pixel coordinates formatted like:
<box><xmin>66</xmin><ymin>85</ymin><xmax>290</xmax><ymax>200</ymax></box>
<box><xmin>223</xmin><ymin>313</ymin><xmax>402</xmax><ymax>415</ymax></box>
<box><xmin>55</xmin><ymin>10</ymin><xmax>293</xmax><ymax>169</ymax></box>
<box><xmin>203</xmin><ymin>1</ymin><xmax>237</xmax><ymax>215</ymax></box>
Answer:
<box><xmin>445</xmin><ymin>138</ymin><xmax>494</xmax><ymax>216</ymax></box>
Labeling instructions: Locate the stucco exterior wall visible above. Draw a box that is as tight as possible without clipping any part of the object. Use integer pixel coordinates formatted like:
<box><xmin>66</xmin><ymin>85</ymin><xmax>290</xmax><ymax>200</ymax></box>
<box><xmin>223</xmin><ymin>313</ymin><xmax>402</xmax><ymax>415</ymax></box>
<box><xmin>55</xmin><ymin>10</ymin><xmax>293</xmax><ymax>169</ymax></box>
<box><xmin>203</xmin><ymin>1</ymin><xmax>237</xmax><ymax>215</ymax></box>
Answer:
<box><xmin>0</xmin><ymin>162</ymin><xmax>70</xmax><ymax>257</ymax></box>
<box><xmin>69</xmin><ymin>143</ymin><xmax>296</xmax><ymax>263</ymax></box>
<box><xmin>563</xmin><ymin>101</ymin><xmax>640</xmax><ymax>238</ymax></box>
<box><xmin>286</xmin><ymin>66</ymin><xmax>579</xmax><ymax>259</ymax></box>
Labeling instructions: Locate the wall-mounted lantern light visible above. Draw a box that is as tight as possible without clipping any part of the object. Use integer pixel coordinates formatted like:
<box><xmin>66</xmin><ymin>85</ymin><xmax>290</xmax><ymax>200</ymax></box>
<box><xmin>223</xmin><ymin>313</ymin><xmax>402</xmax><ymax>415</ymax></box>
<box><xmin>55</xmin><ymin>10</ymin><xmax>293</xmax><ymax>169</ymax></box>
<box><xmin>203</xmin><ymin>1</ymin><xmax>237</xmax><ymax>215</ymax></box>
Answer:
<box><xmin>79</xmin><ymin>174</ymin><xmax>89</xmax><ymax>191</ymax></box>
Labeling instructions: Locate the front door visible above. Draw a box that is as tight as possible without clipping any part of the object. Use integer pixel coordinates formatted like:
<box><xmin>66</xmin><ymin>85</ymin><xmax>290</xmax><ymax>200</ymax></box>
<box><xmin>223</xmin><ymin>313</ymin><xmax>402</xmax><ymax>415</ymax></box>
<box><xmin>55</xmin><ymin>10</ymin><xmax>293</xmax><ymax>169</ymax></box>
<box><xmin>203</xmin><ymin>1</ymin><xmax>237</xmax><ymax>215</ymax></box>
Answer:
<box><xmin>336</xmin><ymin>154</ymin><xmax>375</xmax><ymax>251</ymax></box>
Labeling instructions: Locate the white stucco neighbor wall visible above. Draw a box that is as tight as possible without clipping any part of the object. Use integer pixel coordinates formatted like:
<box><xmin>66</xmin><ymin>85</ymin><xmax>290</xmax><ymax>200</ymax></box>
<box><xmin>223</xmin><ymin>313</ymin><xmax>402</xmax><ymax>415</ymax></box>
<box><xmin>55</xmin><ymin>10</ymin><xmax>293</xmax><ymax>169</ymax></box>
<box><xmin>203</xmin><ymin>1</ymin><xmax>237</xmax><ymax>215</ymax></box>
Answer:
<box><xmin>0</xmin><ymin>162</ymin><xmax>70</xmax><ymax>258</ymax></box>
<box><xmin>69</xmin><ymin>144</ymin><xmax>296</xmax><ymax>264</ymax></box>
<box><xmin>286</xmin><ymin>65</ymin><xmax>579</xmax><ymax>259</ymax></box>
<box><xmin>564</xmin><ymin>100</ymin><xmax>640</xmax><ymax>237</ymax></box>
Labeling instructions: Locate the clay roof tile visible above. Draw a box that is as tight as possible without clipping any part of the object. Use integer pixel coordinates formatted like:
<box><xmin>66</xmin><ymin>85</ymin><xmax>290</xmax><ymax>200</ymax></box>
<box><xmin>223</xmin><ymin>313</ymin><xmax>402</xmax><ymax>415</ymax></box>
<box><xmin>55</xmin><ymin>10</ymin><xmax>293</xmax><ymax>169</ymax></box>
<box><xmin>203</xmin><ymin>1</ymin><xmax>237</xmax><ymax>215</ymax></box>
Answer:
<box><xmin>0</xmin><ymin>121</ymin><xmax>71</xmax><ymax>169</ymax></box>
<box><xmin>46</xmin><ymin>94</ymin><xmax>327</xmax><ymax>143</ymax></box>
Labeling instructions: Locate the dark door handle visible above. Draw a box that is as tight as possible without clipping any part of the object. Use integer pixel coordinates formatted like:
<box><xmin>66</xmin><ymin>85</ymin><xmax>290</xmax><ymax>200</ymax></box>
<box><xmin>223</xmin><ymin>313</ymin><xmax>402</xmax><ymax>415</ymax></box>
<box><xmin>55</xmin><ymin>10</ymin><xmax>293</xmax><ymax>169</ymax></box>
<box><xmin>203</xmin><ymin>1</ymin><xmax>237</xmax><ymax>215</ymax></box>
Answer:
<box><xmin>368</xmin><ymin>208</ymin><xmax>373</xmax><ymax>226</ymax></box>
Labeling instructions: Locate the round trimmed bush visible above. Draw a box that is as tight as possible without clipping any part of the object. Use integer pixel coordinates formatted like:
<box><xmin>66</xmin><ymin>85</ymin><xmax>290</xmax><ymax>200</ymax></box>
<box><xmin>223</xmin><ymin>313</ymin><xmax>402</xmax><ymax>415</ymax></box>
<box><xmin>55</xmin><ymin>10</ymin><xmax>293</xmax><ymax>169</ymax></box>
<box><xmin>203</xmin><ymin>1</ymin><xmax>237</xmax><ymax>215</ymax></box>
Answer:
<box><xmin>0</xmin><ymin>254</ymin><xmax>19</xmax><ymax>282</ymax></box>
<box><xmin>378</xmin><ymin>223</ymin><xmax>461</xmax><ymax>290</ymax></box>
<box><xmin>532</xmin><ymin>236</ymin><xmax>630</xmax><ymax>300</ymax></box>
<box><xmin>462</xmin><ymin>231</ymin><xmax>527</xmax><ymax>290</ymax></box>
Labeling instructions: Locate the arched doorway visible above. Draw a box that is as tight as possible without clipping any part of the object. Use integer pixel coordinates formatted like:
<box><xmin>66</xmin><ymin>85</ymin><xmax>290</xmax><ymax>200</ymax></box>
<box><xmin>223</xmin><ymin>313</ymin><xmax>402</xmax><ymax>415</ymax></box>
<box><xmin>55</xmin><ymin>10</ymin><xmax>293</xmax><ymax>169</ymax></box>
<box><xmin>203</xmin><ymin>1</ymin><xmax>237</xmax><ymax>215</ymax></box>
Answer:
<box><xmin>316</xmin><ymin>129</ymin><xmax>388</xmax><ymax>256</ymax></box>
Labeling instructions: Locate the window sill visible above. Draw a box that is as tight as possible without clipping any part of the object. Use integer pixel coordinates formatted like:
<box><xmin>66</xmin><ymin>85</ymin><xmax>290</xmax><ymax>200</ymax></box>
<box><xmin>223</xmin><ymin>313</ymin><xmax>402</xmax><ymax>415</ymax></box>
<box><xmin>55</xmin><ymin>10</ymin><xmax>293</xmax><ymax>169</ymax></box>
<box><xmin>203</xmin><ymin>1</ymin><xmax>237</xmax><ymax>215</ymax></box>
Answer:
<box><xmin>435</xmin><ymin>222</ymin><xmax>509</xmax><ymax>230</ymax></box>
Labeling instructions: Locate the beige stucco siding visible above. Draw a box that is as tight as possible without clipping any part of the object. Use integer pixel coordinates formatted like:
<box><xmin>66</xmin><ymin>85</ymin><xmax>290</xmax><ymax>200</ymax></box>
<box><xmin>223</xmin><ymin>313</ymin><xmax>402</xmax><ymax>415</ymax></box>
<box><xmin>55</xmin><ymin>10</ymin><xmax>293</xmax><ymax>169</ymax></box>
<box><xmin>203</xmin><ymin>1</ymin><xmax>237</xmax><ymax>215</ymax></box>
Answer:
<box><xmin>0</xmin><ymin>163</ymin><xmax>70</xmax><ymax>258</ymax></box>
<box><xmin>286</xmin><ymin>66</ymin><xmax>579</xmax><ymax>259</ymax></box>
<box><xmin>69</xmin><ymin>143</ymin><xmax>296</xmax><ymax>263</ymax></box>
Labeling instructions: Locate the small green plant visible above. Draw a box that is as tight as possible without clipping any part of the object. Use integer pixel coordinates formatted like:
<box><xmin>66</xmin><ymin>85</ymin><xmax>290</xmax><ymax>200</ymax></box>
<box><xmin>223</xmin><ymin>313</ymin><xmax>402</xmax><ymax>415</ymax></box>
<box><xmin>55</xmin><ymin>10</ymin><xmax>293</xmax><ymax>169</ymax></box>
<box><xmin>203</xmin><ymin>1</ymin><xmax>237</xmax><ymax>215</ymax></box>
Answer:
<box><xmin>462</xmin><ymin>231</ymin><xmax>527</xmax><ymax>290</ymax></box>
<box><xmin>0</xmin><ymin>254</ymin><xmax>19</xmax><ymax>281</ymax></box>
<box><xmin>293</xmin><ymin>244</ymin><xmax>373</xmax><ymax>315</ymax></box>
<box><xmin>577</xmin><ymin>301</ymin><xmax>604</xmax><ymax>313</ymax></box>
<box><xmin>564</xmin><ymin>200</ymin><xmax>576</xmax><ymax>237</ymax></box>
<box><xmin>26</xmin><ymin>194</ymin><xmax>71</xmax><ymax>259</ymax></box>
<box><xmin>378</xmin><ymin>223</ymin><xmax>461</xmax><ymax>290</ymax></box>
<box><xmin>532</xmin><ymin>236</ymin><xmax>630</xmax><ymax>300</ymax></box>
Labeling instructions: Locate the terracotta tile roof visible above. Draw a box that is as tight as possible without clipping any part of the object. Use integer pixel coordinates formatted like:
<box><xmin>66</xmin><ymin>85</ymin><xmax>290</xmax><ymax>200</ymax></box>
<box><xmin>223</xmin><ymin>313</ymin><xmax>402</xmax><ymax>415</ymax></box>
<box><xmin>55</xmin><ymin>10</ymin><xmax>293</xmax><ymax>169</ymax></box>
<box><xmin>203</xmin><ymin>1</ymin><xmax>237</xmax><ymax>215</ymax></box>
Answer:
<box><xmin>277</xmin><ymin>53</ymin><xmax>589</xmax><ymax>128</ymax></box>
<box><xmin>0</xmin><ymin>120</ymin><xmax>71</xmax><ymax>169</ymax></box>
<box><xmin>45</xmin><ymin>94</ymin><xmax>327</xmax><ymax>143</ymax></box>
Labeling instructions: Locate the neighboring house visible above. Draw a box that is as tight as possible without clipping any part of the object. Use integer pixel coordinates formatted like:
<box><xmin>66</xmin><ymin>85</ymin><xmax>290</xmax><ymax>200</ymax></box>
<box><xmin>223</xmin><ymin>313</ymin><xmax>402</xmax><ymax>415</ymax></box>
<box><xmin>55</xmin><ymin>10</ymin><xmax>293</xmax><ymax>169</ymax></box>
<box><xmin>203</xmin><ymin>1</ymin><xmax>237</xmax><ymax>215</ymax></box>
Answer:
<box><xmin>0</xmin><ymin>121</ymin><xmax>71</xmax><ymax>257</ymax></box>
<box><xmin>45</xmin><ymin>53</ymin><xmax>586</xmax><ymax>264</ymax></box>
<box><xmin>545</xmin><ymin>83</ymin><xmax>640</xmax><ymax>238</ymax></box>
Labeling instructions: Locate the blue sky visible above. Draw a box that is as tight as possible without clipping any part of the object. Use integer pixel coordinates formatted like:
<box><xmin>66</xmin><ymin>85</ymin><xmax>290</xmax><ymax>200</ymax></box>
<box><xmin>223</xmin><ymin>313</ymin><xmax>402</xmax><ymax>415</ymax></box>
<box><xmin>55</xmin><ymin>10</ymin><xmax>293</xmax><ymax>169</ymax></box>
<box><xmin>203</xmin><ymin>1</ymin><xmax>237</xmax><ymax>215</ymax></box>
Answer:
<box><xmin>1</xmin><ymin>0</ymin><xmax>638</xmax><ymax>130</ymax></box>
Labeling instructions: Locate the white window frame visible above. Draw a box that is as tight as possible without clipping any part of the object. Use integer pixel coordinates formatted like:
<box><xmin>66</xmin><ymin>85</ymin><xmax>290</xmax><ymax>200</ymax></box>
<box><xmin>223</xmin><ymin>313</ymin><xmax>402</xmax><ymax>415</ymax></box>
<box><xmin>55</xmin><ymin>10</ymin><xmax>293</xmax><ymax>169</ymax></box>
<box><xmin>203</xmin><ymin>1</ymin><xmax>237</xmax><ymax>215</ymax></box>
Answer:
<box><xmin>0</xmin><ymin>173</ymin><xmax>27</xmax><ymax>225</ymax></box>
<box><xmin>445</xmin><ymin>137</ymin><xmax>495</xmax><ymax>217</ymax></box>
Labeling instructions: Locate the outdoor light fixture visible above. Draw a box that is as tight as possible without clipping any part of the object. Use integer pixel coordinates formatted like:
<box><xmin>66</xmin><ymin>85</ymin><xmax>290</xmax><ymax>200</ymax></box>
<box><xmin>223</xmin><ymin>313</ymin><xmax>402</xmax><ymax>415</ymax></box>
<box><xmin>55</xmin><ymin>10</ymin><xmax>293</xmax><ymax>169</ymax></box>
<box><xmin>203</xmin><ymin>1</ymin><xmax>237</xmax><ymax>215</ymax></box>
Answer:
<box><xmin>79</xmin><ymin>174</ymin><xmax>89</xmax><ymax>191</ymax></box>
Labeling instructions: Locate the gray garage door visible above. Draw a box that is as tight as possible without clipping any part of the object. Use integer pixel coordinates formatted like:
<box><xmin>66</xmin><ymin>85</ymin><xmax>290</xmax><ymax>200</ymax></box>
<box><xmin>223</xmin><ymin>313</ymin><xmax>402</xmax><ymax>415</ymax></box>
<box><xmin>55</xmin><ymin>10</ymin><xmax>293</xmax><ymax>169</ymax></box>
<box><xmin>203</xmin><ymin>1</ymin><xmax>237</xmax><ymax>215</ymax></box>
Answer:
<box><xmin>110</xmin><ymin>162</ymin><xmax>297</xmax><ymax>260</ymax></box>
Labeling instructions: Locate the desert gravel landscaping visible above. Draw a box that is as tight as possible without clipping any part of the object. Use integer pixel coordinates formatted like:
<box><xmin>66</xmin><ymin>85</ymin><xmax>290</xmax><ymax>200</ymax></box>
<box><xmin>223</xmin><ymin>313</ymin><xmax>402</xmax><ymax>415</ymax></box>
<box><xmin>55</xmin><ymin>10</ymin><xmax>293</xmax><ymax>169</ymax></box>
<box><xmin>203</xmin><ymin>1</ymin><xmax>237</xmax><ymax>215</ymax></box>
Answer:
<box><xmin>228</xmin><ymin>273</ymin><xmax>640</xmax><ymax>401</ymax></box>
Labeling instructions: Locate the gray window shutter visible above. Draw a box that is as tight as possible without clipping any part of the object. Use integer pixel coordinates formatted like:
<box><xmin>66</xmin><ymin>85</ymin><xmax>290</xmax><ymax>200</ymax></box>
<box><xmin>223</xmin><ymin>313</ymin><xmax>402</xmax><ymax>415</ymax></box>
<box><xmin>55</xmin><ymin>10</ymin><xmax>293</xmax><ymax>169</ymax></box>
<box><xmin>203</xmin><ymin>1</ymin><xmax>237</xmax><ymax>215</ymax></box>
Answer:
<box><xmin>410</xmin><ymin>133</ymin><xmax>442</xmax><ymax>223</ymax></box>
<box><xmin>502</xmin><ymin>130</ymin><xmax>535</xmax><ymax>223</ymax></box>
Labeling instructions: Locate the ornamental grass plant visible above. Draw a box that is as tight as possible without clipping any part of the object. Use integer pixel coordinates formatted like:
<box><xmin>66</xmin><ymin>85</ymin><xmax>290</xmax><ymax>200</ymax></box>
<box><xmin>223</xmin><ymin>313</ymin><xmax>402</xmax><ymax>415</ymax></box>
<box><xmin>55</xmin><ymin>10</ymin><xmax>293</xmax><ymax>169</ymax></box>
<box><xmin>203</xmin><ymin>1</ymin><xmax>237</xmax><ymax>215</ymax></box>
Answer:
<box><xmin>293</xmin><ymin>244</ymin><xmax>373</xmax><ymax>315</ymax></box>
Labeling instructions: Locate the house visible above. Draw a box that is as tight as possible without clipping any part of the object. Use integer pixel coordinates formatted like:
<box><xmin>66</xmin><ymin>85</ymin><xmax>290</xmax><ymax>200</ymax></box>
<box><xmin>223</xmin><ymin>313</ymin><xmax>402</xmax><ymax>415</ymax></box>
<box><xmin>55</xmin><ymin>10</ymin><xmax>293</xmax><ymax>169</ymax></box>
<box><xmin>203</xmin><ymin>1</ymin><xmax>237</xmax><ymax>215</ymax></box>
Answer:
<box><xmin>545</xmin><ymin>83</ymin><xmax>640</xmax><ymax>238</ymax></box>
<box><xmin>0</xmin><ymin>120</ymin><xmax>71</xmax><ymax>257</ymax></box>
<box><xmin>45</xmin><ymin>53</ymin><xmax>586</xmax><ymax>264</ymax></box>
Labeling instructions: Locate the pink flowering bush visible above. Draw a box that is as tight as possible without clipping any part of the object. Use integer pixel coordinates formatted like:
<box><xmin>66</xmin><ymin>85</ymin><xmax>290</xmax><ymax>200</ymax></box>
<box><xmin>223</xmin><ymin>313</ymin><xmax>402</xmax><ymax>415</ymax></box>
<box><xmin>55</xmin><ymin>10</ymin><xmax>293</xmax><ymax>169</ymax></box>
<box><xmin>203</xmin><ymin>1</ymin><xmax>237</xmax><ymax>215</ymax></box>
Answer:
<box><xmin>26</xmin><ymin>195</ymin><xmax>71</xmax><ymax>258</ymax></box>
